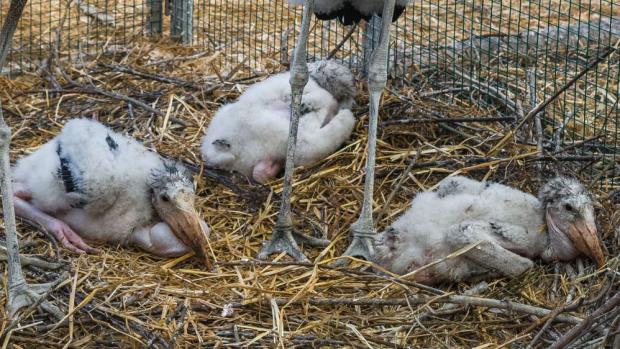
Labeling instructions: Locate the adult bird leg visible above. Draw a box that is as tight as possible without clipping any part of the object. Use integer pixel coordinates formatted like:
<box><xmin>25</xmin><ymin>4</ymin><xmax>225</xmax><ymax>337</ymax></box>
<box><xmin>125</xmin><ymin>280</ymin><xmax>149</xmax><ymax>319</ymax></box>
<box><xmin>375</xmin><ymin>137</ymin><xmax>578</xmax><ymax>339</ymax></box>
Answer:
<box><xmin>0</xmin><ymin>0</ymin><xmax>64</xmax><ymax>321</ymax></box>
<box><xmin>335</xmin><ymin>0</ymin><xmax>396</xmax><ymax>266</ymax></box>
<box><xmin>258</xmin><ymin>0</ymin><xmax>329</xmax><ymax>263</ymax></box>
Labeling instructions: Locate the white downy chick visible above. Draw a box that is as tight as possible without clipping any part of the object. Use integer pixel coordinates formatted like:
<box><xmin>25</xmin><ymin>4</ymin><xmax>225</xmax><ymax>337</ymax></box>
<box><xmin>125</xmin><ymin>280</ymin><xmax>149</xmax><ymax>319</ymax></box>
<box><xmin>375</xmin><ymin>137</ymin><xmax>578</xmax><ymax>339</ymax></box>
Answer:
<box><xmin>373</xmin><ymin>176</ymin><xmax>605</xmax><ymax>284</ymax></box>
<box><xmin>12</xmin><ymin>119</ymin><xmax>212</xmax><ymax>265</ymax></box>
<box><xmin>201</xmin><ymin>60</ymin><xmax>357</xmax><ymax>183</ymax></box>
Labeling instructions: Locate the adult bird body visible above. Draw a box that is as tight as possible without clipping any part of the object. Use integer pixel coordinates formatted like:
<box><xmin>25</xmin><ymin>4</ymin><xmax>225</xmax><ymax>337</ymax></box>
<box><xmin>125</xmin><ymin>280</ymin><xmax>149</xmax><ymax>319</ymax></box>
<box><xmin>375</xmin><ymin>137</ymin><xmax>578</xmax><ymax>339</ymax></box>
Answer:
<box><xmin>12</xmin><ymin>119</ymin><xmax>212</xmax><ymax>264</ymax></box>
<box><xmin>373</xmin><ymin>176</ymin><xmax>605</xmax><ymax>284</ymax></box>
<box><xmin>289</xmin><ymin>0</ymin><xmax>408</xmax><ymax>25</ymax></box>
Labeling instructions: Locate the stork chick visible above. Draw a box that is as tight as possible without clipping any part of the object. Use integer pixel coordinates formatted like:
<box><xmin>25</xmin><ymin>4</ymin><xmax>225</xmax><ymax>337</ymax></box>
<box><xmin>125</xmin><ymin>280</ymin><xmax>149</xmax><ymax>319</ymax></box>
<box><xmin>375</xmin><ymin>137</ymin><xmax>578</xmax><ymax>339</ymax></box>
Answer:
<box><xmin>374</xmin><ymin>176</ymin><xmax>605</xmax><ymax>284</ymax></box>
<box><xmin>201</xmin><ymin>60</ymin><xmax>356</xmax><ymax>184</ymax></box>
<box><xmin>12</xmin><ymin>119</ymin><xmax>211</xmax><ymax>264</ymax></box>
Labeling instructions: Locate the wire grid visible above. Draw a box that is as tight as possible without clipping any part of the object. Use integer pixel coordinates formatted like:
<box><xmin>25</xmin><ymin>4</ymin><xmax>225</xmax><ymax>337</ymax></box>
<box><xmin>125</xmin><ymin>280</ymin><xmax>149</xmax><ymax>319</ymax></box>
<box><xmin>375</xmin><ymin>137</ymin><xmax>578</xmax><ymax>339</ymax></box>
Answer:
<box><xmin>194</xmin><ymin>0</ymin><xmax>619</xmax><ymax>188</ymax></box>
<box><xmin>0</xmin><ymin>0</ymin><xmax>148</xmax><ymax>75</ymax></box>
<box><xmin>0</xmin><ymin>0</ymin><xmax>618</xmax><ymax>187</ymax></box>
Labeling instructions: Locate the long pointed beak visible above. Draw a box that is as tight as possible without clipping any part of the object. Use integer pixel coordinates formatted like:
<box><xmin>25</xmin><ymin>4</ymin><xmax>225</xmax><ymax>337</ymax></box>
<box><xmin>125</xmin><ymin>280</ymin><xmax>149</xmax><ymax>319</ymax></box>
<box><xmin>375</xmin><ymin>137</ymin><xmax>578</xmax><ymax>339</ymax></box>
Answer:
<box><xmin>569</xmin><ymin>217</ymin><xmax>605</xmax><ymax>267</ymax></box>
<box><xmin>168</xmin><ymin>203</ymin><xmax>212</xmax><ymax>267</ymax></box>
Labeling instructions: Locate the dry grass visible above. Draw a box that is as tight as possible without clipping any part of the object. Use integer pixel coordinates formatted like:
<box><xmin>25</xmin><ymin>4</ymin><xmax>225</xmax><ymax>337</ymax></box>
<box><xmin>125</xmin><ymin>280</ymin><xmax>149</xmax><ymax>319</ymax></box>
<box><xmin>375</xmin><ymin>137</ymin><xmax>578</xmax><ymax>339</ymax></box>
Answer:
<box><xmin>0</xmin><ymin>0</ymin><xmax>619</xmax><ymax>348</ymax></box>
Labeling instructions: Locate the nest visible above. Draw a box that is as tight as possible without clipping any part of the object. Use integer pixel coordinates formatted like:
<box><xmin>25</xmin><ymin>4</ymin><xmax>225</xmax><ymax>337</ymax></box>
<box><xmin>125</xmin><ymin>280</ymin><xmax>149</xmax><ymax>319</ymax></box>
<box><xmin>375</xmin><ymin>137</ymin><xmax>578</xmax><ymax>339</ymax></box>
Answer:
<box><xmin>1</xmin><ymin>1</ymin><xmax>619</xmax><ymax>348</ymax></box>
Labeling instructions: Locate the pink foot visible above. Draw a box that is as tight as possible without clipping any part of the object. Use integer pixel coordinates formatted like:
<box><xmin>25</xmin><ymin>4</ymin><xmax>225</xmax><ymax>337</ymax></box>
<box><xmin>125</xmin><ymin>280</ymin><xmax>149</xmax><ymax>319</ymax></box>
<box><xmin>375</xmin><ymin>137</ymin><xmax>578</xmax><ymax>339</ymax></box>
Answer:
<box><xmin>252</xmin><ymin>159</ymin><xmax>283</xmax><ymax>184</ymax></box>
<box><xmin>13</xmin><ymin>195</ymin><xmax>99</xmax><ymax>254</ymax></box>
<box><xmin>48</xmin><ymin>219</ymin><xmax>100</xmax><ymax>254</ymax></box>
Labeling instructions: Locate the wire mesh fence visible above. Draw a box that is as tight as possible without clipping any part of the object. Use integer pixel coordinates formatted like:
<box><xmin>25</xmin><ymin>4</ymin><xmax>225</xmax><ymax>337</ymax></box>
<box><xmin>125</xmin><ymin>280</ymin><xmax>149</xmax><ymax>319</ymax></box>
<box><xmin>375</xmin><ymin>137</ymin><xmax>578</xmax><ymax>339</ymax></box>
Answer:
<box><xmin>1</xmin><ymin>0</ymin><xmax>618</xmax><ymax>187</ymax></box>
<box><xmin>192</xmin><ymin>0</ymin><xmax>619</xmax><ymax>188</ymax></box>
<box><xmin>0</xmin><ymin>0</ymin><xmax>148</xmax><ymax>75</ymax></box>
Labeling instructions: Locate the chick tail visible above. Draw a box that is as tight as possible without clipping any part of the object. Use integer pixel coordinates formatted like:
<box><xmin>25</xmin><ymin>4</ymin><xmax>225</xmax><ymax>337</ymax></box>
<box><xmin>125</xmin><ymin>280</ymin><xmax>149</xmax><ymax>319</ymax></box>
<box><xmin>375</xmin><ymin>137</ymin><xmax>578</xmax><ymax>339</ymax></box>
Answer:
<box><xmin>308</xmin><ymin>60</ymin><xmax>356</xmax><ymax>109</ymax></box>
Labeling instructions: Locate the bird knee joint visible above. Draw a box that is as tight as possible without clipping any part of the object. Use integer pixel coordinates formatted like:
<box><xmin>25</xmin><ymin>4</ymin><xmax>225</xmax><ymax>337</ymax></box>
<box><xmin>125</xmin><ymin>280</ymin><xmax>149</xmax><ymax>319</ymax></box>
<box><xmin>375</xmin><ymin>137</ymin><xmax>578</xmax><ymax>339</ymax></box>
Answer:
<box><xmin>289</xmin><ymin>67</ymin><xmax>309</xmax><ymax>91</ymax></box>
<box><xmin>368</xmin><ymin>72</ymin><xmax>387</xmax><ymax>93</ymax></box>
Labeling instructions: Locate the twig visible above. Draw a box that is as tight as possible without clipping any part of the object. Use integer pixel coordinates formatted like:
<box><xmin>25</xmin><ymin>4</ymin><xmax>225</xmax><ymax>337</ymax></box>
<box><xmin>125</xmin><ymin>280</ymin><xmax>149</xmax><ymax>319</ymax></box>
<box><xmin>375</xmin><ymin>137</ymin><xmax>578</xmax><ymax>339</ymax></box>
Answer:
<box><xmin>549</xmin><ymin>292</ymin><xmax>620</xmax><ymax>348</ymax></box>
<box><xmin>526</xmin><ymin>299</ymin><xmax>584</xmax><ymax>349</ymax></box>
<box><xmin>99</xmin><ymin>62</ymin><xmax>205</xmax><ymax>89</ymax></box>
<box><xmin>236</xmin><ymin>295</ymin><xmax>582</xmax><ymax>324</ymax></box>
<box><xmin>380</xmin><ymin>116</ymin><xmax>515</xmax><ymax>126</ymax></box>
<box><xmin>415</xmin><ymin>281</ymin><xmax>490</xmax><ymax>322</ymax></box>
<box><xmin>326</xmin><ymin>23</ymin><xmax>358</xmax><ymax>60</ymax></box>
<box><xmin>215</xmin><ymin>260</ymin><xmax>444</xmax><ymax>296</ymax></box>
<box><xmin>165</xmin><ymin>300</ymin><xmax>188</xmax><ymax>349</ymax></box>
<box><xmin>488</xmin><ymin>47</ymin><xmax>617</xmax><ymax>156</ymax></box>
<box><xmin>419</xmin><ymin>87</ymin><xmax>469</xmax><ymax>97</ymax></box>
<box><xmin>0</xmin><ymin>245</ymin><xmax>63</xmax><ymax>270</ymax></box>
<box><xmin>144</xmin><ymin>50</ymin><xmax>217</xmax><ymax>67</ymax></box>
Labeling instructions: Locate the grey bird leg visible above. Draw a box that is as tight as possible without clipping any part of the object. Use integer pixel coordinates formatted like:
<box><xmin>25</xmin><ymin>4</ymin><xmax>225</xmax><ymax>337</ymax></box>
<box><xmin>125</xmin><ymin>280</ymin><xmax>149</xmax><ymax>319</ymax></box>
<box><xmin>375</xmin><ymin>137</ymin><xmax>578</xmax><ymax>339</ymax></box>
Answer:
<box><xmin>258</xmin><ymin>0</ymin><xmax>329</xmax><ymax>263</ymax></box>
<box><xmin>1</xmin><ymin>117</ymin><xmax>63</xmax><ymax>321</ymax></box>
<box><xmin>448</xmin><ymin>221</ymin><xmax>535</xmax><ymax>279</ymax></box>
<box><xmin>335</xmin><ymin>0</ymin><xmax>396</xmax><ymax>266</ymax></box>
<box><xmin>0</xmin><ymin>0</ymin><xmax>64</xmax><ymax>321</ymax></box>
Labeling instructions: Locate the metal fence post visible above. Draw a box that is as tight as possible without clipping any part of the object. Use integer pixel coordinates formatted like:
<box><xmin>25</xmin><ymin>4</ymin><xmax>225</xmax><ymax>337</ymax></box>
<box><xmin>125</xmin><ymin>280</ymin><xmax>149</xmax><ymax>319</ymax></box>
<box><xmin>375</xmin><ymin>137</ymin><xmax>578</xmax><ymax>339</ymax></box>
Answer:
<box><xmin>170</xmin><ymin>0</ymin><xmax>194</xmax><ymax>44</ymax></box>
<box><xmin>361</xmin><ymin>14</ymin><xmax>382</xmax><ymax>77</ymax></box>
<box><xmin>147</xmin><ymin>0</ymin><xmax>163</xmax><ymax>36</ymax></box>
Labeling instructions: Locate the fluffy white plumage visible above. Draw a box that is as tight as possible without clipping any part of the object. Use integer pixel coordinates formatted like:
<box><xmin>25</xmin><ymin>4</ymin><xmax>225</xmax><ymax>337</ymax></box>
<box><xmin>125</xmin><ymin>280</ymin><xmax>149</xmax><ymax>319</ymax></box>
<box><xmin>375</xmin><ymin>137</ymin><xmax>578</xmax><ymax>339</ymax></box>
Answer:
<box><xmin>13</xmin><ymin>119</ymin><xmax>211</xmax><ymax>261</ymax></box>
<box><xmin>201</xmin><ymin>60</ymin><xmax>356</xmax><ymax>183</ymax></box>
<box><xmin>373</xmin><ymin>176</ymin><xmax>604</xmax><ymax>284</ymax></box>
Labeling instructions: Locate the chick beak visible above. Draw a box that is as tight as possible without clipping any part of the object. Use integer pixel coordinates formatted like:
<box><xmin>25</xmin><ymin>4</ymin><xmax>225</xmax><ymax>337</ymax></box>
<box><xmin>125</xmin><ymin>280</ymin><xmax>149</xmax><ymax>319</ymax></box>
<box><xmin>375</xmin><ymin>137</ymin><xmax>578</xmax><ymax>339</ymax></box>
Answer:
<box><xmin>166</xmin><ymin>194</ymin><xmax>211</xmax><ymax>267</ymax></box>
<box><xmin>568</xmin><ymin>217</ymin><xmax>605</xmax><ymax>267</ymax></box>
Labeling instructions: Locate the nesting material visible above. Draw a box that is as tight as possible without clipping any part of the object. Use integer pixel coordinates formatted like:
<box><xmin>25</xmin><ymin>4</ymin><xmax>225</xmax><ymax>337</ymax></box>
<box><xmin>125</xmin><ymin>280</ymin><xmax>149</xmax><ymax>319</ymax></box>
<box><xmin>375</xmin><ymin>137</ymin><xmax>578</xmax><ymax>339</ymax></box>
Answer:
<box><xmin>0</xmin><ymin>1</ymin><xmax>619</xmax><ymax>348</ymax></box>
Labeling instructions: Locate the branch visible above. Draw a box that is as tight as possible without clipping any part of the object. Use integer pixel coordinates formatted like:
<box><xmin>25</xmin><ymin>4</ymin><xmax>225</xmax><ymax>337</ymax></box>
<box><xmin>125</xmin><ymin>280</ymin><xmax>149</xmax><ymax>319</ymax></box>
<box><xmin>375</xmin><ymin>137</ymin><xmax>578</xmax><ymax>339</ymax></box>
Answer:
<box><xmin>549</xmin><ymin>292</ymin><xmax>620</xmax><ymax>349</ymax></box>
<box><xmin>99</xmin><ymin>62</ymin><xmax>205</xmax><ymax>89</ymax></box>
<box><xmin>231</xmin><ymin>295</ymin><xmax>582</xmax><ymax>324</ymax></box>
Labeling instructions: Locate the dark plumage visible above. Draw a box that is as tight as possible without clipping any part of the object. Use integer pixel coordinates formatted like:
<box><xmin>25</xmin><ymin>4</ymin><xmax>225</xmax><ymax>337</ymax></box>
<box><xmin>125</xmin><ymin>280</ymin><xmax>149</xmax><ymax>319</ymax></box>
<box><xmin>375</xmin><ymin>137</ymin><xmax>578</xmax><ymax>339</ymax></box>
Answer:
<box><xmin>290</xmin><ymin>0</ymin><xmax>409</xmax><ymax>25</ymax></box>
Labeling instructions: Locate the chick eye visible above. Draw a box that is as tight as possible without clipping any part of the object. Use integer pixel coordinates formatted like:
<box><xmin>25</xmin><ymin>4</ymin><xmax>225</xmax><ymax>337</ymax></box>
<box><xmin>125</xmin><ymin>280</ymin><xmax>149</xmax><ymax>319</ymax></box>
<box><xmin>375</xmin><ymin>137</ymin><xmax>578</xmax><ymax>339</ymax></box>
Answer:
<box><xmin>160</xmin><ymin>194</ymin><xmax>170</xmax><ymax>202</ymax></box>
<box><xmin>564</xmin><ymin>203</ymin><xmax>573</xmax><ymax>212</ymax></box>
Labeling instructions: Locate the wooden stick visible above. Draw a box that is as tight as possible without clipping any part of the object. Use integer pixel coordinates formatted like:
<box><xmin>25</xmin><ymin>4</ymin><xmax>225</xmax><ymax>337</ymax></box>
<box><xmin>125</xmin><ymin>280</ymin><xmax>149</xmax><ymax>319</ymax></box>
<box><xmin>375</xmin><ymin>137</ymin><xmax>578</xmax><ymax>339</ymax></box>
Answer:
<box><xmin>326</xmin><ymin>23</ymin><xmax>358</xmax><ymax>60</ymax></box>
<box><xmin>99</xmin><ymin>62</ymin><xmax>205</xmax><ymax>89</ymax></box>
<box><xmin>380</xmin><ymin>116</ymin><xmax>515</xmax><ymax>126</ymax></box>
<box><xmin>233</xmin><ymin>295</ymin><xmax>582</xmax><ymax>324</ymax></box>
<box><xmin>549</xmin><ymin>292</ymin><xmax>620</xmax><ymax>349</ymax></box>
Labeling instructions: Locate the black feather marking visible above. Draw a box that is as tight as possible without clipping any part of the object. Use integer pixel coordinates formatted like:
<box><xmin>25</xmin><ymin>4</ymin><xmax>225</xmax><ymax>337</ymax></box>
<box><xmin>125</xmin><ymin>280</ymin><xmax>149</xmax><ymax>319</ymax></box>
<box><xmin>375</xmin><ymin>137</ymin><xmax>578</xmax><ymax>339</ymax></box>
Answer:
<box><xmin>299</xmin><ymin>102</ymin><xmax>315</xmax><ymax>115</ymax></box>
<box><xmin>148</xmin><ymin>159</ymin><xmax>194</xmax><ymax>192</ymax></box>
<box><xmin>56</xmin><ymin>143</ymin><xmax>82</xmax><ymax>194</ymax></box>
<box><xmin>383</xmin><ymin>226</ymin><xmax>400</xmax><ymax>251</ymax></box>
<box><xmin>106</xmin><ymin>134</ymin><xmax>119</xmax><ymax>152</ymax></box>
<box><xmin>315</xmin><ymin>1</ymin><xmax>407</xmax><ymax>25</ymax></box>
<box><xmin>392</xmin><ymin>5</ymin><xmax>406</xmax><ymax>22</ymax></box>
<box><xmin>314</xmin><ymin>2</ymin><xmax>365</xmax><ymax>25</ymax></box>
<box><xmin>437</xmin><ymin>180</ymin><xmax>460</xmax><ymax>198</ymax></box>
<box><xmin>489</xmin><ymin>222</ymin><xmax>508</xmax><ymax>239</ymax></box>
